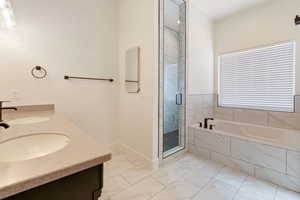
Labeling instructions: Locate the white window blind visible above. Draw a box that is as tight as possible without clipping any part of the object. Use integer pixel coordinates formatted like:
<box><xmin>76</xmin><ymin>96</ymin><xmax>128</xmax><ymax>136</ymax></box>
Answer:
<box><xmin>219</xmin><ymin>41</ymin><xmax>296</xmax><ymax>112</ymax></box>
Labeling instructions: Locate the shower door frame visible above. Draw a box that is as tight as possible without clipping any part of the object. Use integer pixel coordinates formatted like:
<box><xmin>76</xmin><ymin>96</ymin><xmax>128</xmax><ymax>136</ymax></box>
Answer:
<box><xmin>158</xmin><ymin>0</ymin><xmax>188</xmax><ymax>160</ymax></box>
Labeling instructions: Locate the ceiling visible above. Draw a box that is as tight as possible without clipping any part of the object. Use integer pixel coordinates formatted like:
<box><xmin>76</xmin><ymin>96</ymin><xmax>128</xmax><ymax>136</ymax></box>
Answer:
<box><xmin>164</xmin><ymin>0</ymin><xmax>272</xmax><ymax>31</ymax></box>
<box><xmin>192</xmin><ymin>0</ymin><xmax>271</xmax><ymax>20</ymax></box>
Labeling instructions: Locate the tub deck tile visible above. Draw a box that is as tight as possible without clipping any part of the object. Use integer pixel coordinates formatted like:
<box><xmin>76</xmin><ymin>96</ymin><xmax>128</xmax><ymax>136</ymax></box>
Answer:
<box><xmin>231</xmin><ymin>138</ymin><xmax>286</xmax><ymax>173</ymax></box>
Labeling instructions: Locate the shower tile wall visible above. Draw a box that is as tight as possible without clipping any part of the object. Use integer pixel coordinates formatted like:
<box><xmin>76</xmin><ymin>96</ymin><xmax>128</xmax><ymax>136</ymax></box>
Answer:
<box><xmin>187</xmin><ymin>94</ymin><xmax>214</xmax><ymax>153</ymax></box>
<box><xmin>178</xmin><ymin>2</ymin><xmax>186</xmax><ymax>144</ymax></box>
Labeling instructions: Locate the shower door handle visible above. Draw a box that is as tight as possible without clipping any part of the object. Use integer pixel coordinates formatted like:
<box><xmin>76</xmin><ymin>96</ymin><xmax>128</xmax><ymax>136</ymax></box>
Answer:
<box><xmin>176</xmin><ymin>93</ymin><xmax>183</xmax><ymax>105</ymax></box>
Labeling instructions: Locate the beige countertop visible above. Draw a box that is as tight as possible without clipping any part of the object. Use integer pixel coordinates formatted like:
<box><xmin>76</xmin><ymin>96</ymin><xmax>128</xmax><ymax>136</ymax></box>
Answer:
<box><xmin>0</xmin><ymin>109</ymin><xmax>112</xmax><ymax>199</ymax></box>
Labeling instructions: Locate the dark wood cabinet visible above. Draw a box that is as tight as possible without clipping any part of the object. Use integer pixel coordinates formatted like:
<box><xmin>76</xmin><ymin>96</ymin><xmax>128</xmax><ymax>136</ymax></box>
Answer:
<box><xmin>4</xmin><ymin>164</ymin><xmax>103</xmax><ymax>200</ymax></box>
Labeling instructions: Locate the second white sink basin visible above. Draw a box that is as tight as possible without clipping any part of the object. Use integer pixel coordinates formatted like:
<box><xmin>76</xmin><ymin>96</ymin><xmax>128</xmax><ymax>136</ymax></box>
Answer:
<box><xmin>8</xmin><ymin>117</ymin><xmax>50</xmax><ymax>125</ymax></box>
<box><xmin>0</xmin><ymin>133</ymin><xmax>70</xmax><ymax>162</ymax></box>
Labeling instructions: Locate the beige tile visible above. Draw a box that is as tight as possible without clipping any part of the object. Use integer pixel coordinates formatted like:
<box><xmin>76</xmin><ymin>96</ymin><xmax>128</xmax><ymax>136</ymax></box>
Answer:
<box><xmin>255</xmin><ymin>166</ymin><xmax>300</xmax><ymax>193</ymax></box>
<box><xmin>187</xmin><ymin>94</ymin><xmax>214</xmax><ymax>126</ymax></box>
<box><xmin>214</xmin><ymin>167</ymin><xmax>248</xmax><ymax>188</ymax></box>
<box><xmin>106</xmin><ymin>159</ymin><xmax>135</xmax><ymax>177</ymax></box>
<box><xmin>233</xmin><ymin>109</ymin><xmax>268</xmax><ymax>126</ymax></box>
<box><xmin>104</xmin><ymin>149</ymin><xmax>300</xmax><ymax>200</ymax></box>
<box><xmin>202</xmin><ymin>94</ymin><xmax>214</xmax><ymax>109</ymax></box>
<box><xmin>195</xmin><ymin>129</ymin><xmax>230</xmax><ymax>155</ymax></box>
<box><xmin>176</xmin><ymin>154</ymin><xmax>209</xmax><ymax>171</ymax></box>
<box><xmin>192</xmin><ymin>179</ymin><xmax>238</xmax><ymax>200</ymax></box>
<box><xmin>268</xmin><ymin>112</ymin><xmax>300</xmax><ymax>130</ymax></box>
<box><xmin>235</xmin><ymin>176</ymin><xmax>277</xmax><ymax>200</ymax></box>
<box><xmin>234</xmin><ymin>193</ymin><xmax>268</xmax><ymax>200</ymax></box>
<box><xmin>211</xmin><ymin>152</ymin><xmax>254</xmax><ymax>176</ymax></box>
<box><xmin>151</xmin><ymin>179</ymin><xmax>201</xmax><ymax>200</ymax></box>
<box><xmin>182</xmin><ymin>170</ymin><xmax>213</xmax><ymax>188</ymax></box>
<box><xmin>275</xmin><ymin>188</ymin><xmax>300</xmax><ymax>200</ymax></box>
<box><xmin>103</xmin><ymin>176</ymin><xmax>130</xmax><ymax>196</ymax></box>
<box><xmin>295</xmin><ymin>96</ymin><xmax>300</xmax><ymax>113</ymax></box>
<box><xmin>188</xmin><ymin>144</ymin><xmax>211</xmax><ymax>160</ymax></box>
<box><xmin>191</xmin><ymin>160</ymin><xmax>225</xmax><ymax>178</ymax></box>
<box><xmin>213</xmin><ymin>106</ymin><xmax>234</xmax><ymax>120</ymax></box>
<box><xmin>178</xmin><ymin>157</ymin><xmax>220</xmax><ymax>188</ymax></box>
<box><xmin>188</xmin><ymin>127</ymin><xmax>195</xmax><ymax>146</ymax></box>
<box><xmin>287</xmin><ymin>150</ymin><xmax>300</xmax><ymax>178</ymax></box>
<box><xmin>120</xmin><ymin>165</ymin><xmax>153</xmax><ymax>185</ymax></box>
<box><xmin>129</xmin><ymin>157</ymin><xmax>152</xmax><ymax>168</ymax></box>
<box><xmin>151</xmin><ymin>163</ymin><xmax>188</xmax><ymax>186</ymax></box>
<box><xmin>231</xmin><ymin>138</ymin><xmax>286</xmax><ymax>173</ymax></box>
<box><xmin>110</xmin><ymin>177</ymin><xmax>164</xmax><ymax>200</ymax></box>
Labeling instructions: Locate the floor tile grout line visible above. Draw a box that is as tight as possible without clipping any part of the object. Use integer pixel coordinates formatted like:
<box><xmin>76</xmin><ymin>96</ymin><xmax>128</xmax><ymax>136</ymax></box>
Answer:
<box><xmin>105</xmin><ymin>151</ymin><xmax>159</xmax><ymax>199</ymax></box>
<box><xmin>103</xmin><ymin>175</ymin><xmax>131</xmax><ymax>195</ymax></box>
<box><xmin>273</xmin><ymin>185</ymin><xmax>279</xmax><ymax>200</ymax></box>
<box><xmin>119</xmin><ymin>166</ymin><xmax>153</xmax><ymax>185</ymax></box>
<box><xmin>107</xmin><ymin>173</ymin><xmax>163</xmax><ymax>199</ymax></box>
<box><xmin>147</xmin><ymin>184</ymin><xmax>168</xmax><ymax>200</ymax></box>
<box><xmin>105</xmin><ymin>151</ymin><xmax>292</xmax><ymax>200</ymax></box>
<box><xmin>189</xmin><ymin>176</ymin><xmax>215</xmax><ymax>200</ymax></box>
<box><xmin>119</xmin><ymin>173</ymin><xmax>133</xmax><ymax>185</ymax></box>
<box><xmin>189</xmin><ymin>164</ymin><xmax>226</xmax><ymax>199</ymax></box>
<box><xmin>231</xmin><ymin>173</ymin><xmax>250</xmax><ymax>200</ymax></box>
<box><xmin>105</xmin><ymin>153</ymin><xmax>171</xmax><ymax>200</ymax></box>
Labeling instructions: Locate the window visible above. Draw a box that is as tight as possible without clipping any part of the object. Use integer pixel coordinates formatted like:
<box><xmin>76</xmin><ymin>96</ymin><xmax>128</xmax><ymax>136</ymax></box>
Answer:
<box><xmin>219</xmin><ymin>41</ymin><xmax>296</xmax><ymax>112</ymax></box>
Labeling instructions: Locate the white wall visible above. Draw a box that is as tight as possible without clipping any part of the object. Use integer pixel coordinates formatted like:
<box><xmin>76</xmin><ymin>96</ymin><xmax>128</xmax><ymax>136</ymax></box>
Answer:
<box><xmin>214</xmin><ymin>0</ymin><xmax>300</xmax><ymax>94</ymax></box>
<box><xmin>187</xmin><ymin>0</ymin><xmax>214</xmax><ymax>95</ymax></box>
<box><xmin>0</xmin><ymin>0</ymin><xmax>118</xmax><ymax>143</ymax></box>
<box><xmin>1</xmin><ymin>0</ymin><xmax>160</xmax><ymax>161</ymax></box>
<box><xmin>117</xmin><ymin>0</ymin><xmax>158</xmax><ymax>161</ymax></box>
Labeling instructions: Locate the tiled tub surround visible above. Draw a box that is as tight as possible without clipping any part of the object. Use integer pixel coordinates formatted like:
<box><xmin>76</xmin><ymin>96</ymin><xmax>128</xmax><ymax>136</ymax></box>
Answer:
<box><xmin>188</xmin><ymin>120</ymin><xmax>300</xmax><ymax>192</ymax></box>
<box><xmin>187</xmin><ymin>94</ymin><xmax>214</xmax><ymax>126</ymax></box>
<box><xmin>214</xmin><ymin>95</ymin><xmax>300</xmax><ymax>130</ymax></box>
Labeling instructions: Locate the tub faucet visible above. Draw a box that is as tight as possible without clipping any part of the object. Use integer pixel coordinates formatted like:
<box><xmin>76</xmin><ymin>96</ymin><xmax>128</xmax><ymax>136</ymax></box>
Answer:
<box><xmin>0</xmin><ymin>101</ymin><xmax>18</xmax><ymax>122</ymax></box>
<box><xmin>204</xmin><ymin>118</ymin><xmax>214</xmax><ymax>129</ymax></box>
<box><xmin>0</xmin><ymin>122</ymin><xmax>9</xmax><ymax>129</ymax></box>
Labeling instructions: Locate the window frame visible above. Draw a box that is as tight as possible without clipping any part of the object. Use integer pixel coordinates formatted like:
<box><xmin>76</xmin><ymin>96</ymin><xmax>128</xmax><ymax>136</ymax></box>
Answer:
<box><xmin>217</xmin><ymin>40</ymin><xmax>296</xmax><ymax>113</ymax></box>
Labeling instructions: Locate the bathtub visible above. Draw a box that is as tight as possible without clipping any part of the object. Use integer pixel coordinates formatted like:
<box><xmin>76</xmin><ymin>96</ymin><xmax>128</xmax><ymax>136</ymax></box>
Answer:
<box><xmin>189</xmin><ymin>120</ymin><xmax>300</xmax><ymax>192</ymax></box>
<box><xmin>201</xmin><ymin>119</ymin><xmax>300</xmax><ymax>152</ymax></box>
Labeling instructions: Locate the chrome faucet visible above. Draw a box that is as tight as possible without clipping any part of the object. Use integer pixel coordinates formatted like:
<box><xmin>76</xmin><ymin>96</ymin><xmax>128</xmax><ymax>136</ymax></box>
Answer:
<box><xmin>204</xmin><ymin>118</ymin><xmax>214</xmax><ymax>129</ymax></box>
<box><xmin>0</xmin><ymin>101</ymin><xmax>17</xmax><ymax>122</ymax></box>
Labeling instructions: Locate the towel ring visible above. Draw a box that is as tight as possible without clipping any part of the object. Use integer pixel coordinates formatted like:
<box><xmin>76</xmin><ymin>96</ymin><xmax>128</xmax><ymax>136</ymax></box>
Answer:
<box><xmin>31</xmin><ymin>66</ymin><xmax>47</xmax><ymax>79</ymax></box>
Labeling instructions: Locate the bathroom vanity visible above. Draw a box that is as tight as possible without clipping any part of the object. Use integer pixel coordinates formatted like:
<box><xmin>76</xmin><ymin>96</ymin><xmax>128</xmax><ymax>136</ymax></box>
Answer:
<box><xmin>0</xmin><ymin>106</ymin><xmax>111</xmax><ymax>200</ymax></box>
<box><xmin>4</xmin><ymin>165</ymin><xmax>103</xmax><ymax>200</ymax></box>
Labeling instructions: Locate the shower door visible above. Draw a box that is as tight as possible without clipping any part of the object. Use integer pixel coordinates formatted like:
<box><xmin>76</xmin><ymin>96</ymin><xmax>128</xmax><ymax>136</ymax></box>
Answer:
<box><xmin>160</xmin><ymin>0</ymin><xmax>186</xmax><ymax>157</ymax></box>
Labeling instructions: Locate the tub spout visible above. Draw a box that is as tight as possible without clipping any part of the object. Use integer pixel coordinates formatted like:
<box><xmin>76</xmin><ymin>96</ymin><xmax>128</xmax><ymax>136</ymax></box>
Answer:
<box><xmin>204</xmin><ymin>118</ymin><xmax>214</xmax><ymax>129</ymax></box>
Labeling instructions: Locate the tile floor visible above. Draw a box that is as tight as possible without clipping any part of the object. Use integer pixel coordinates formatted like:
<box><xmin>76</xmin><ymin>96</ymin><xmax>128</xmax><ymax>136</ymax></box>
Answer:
<box><xmin>100</xmin><ymin>148</ymin><xmax>300</xmax><ymax>200</ymax></box>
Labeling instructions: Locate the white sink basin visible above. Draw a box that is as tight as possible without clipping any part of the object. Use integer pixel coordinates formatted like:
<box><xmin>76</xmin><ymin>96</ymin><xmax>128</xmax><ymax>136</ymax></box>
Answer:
<box><xmin>0</xmin><ymin>133</ymin><xmax>70</xmax><ymax>162</ymax></box>
<box><xmin>8</xmin><ymin>117</ymin><xmax>50</xmax><ymax>125</ymax></box>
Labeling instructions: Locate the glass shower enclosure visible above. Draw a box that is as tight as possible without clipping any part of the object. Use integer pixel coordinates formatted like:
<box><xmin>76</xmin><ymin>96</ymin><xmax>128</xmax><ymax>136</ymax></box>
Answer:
<box><xmin>159</xmin><ymin>0</ymin><xmax>186</xmax><ymax>158</ymax></box>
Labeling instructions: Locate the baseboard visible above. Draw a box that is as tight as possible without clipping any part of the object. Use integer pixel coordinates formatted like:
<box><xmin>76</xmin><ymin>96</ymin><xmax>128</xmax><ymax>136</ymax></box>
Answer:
<box><xmin>108</xmin><ymin>143</ymin><xmax>158</xmax><ymax>169</ymax></box>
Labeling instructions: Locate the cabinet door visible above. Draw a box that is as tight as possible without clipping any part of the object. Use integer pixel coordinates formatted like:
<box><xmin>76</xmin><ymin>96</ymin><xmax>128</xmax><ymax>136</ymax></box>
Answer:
<box><xmin>5</xmin><ymin>165</ymin><xmax>103</xmax><ymax>200</ymax></box>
